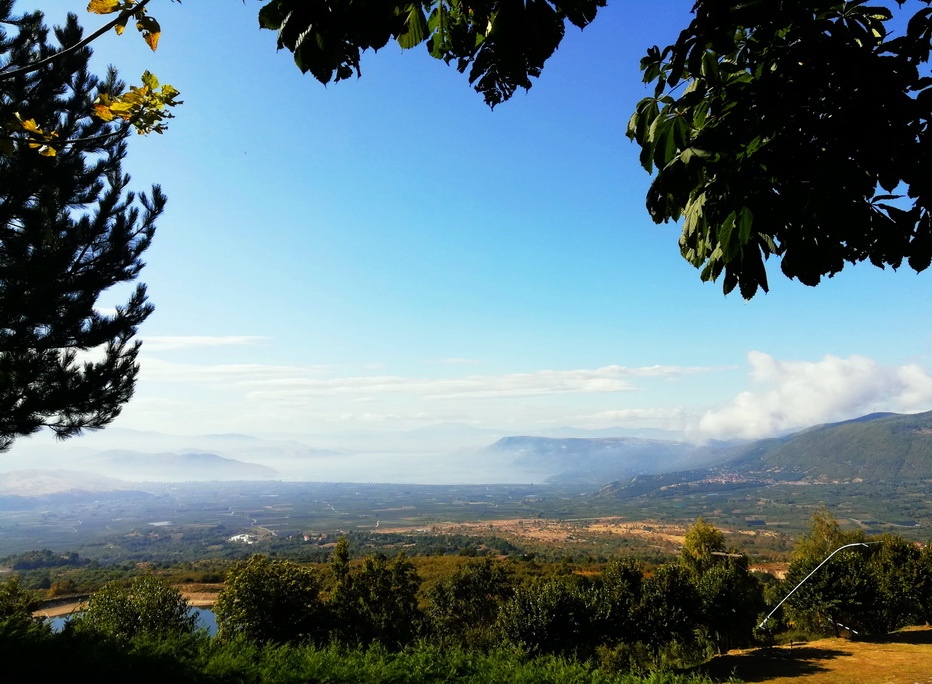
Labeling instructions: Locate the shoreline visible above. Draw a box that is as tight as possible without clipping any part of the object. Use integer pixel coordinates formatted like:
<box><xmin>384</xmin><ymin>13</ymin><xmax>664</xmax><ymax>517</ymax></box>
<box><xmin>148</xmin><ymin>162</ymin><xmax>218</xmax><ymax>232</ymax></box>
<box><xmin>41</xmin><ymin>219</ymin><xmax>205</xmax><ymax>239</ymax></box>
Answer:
<box><xmin>36</xmin><ymin>591</ymin><xmax>217</xmax><ymax>618</ymax></box>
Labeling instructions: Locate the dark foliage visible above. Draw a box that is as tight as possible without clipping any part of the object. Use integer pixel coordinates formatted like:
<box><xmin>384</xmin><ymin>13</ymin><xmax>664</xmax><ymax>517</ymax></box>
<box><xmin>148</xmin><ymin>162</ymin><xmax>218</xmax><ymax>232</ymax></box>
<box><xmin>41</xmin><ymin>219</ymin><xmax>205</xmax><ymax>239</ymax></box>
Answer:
<box><xmin>0</xmin><ymin>3</ymin><xmax>161</xmax><ymax>450</ymax></box>
<box><xmin>256</xmin><ymin>0</ymin><xmax>606</xmax><ymax>107</ymax></box>
<box><xmin>426</xmin><ymin>557</ymin><xmax>514</xmax><ymax>648</ymax></box>
<box><xmin>214</xmin><ymin>554</ymin><xmax>328</xmax><ymax>644</ymax></box>
<box><xmin>628</xmin><ymin>1</ymin><xmax>932</xmax><ymax>297</ymax></box>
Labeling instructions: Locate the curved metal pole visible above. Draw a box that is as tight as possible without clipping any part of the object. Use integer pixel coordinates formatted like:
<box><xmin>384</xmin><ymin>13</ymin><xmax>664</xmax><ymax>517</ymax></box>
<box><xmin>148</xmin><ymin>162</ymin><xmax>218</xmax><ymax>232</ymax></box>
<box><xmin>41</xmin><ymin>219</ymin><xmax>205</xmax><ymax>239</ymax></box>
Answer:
<box><xmin>758</xmin><ymin>542</ymin><xmax>876</xmax><ymax>630</ymax></box>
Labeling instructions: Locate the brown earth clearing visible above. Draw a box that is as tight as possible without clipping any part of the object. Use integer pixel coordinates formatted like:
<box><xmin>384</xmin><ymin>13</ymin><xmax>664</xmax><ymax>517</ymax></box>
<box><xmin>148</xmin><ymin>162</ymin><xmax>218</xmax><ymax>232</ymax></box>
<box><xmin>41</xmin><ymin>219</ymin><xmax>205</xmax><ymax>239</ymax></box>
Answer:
<box><xmin>380</xmin><ymin>516</ymin><xmax>691</xmax><ymax>550</ymax></box>
<box><xmin>698</xmin><ymin>626</ymin><xmax>932</xmax><ymax>683</ymax></box>
<box><xmin>380</xmin><ymin>516</ymin><xmax>790</xmax><ymax>571</ymax></box>
<box><xmin>181</xmin><ymin>583</ymin><xmax>223</xmax><ymax>607</ymax></box>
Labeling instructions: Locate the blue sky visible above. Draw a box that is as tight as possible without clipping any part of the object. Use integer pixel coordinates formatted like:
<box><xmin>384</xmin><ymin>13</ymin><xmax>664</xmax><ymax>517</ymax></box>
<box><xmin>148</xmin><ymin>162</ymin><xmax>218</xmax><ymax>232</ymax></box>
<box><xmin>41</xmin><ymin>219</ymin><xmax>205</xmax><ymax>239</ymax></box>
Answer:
<box><xmin>15</xmin><ymin>1</ymin><xmax>932</xmax><ymax>450</ymax></box>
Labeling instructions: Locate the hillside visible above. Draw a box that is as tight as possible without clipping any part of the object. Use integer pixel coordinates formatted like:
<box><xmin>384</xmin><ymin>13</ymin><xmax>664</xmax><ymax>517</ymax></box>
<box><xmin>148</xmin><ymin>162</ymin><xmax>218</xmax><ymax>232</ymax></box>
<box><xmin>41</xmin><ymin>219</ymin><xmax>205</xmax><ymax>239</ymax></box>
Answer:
<box><xmin>586</xmin><ymin>412</ymin><xmax>932</xmax><ymax>540</ymax></box>
<box><xmin>82</xmin><ymin>450</ymin><xmax>280</xmax><ymax>482</ymax></box>
<box><xmin>725</xmin><ymin>410</ymin><xmax>932</xmax><ymax>481</ymax></box>
<box><xmin>485</xmin><ymin>412</ymin><xmax>932</xmax><ymax>486</ymax></box>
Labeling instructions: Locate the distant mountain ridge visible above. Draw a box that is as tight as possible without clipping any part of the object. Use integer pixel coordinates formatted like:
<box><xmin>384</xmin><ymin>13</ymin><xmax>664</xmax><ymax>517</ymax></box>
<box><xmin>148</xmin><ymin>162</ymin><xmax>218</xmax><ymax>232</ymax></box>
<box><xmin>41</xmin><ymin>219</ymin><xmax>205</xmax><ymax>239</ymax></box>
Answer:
<box><xmin>489</xmin><ymin>410</ymin><xmax>932</xmax><ymax>487</ymax></box>
<box><xmin>4</xmin><ymin>410</ymin><xmax>931</xmax><ymax>488</ymax></box>
<box><xmin>85</xmin><ymin>450</ymin><xmax>279</xmax><ymax>482</ymax></box>
<box><xmin>0</xmin><ymin>469</ymin><xmax>138</xmax><ymax>496</ymax></box>
<box><xmin>723</xmin><ymin>410</ymin><xmax>932</xmax><ymax>481</ymax></box>
<box><xmin>596</xmin><ymin>410</ymin><xmax>932</xmax><ymax>499</ymax></box>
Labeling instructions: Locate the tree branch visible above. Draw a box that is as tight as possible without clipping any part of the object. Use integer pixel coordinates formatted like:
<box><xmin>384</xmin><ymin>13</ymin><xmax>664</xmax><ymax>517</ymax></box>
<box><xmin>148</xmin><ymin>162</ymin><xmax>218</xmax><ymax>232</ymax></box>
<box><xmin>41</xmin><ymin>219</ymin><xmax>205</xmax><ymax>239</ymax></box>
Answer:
<box><xmin>0</xmin><ymin>0</ymin><xmax>156</xmax><ymax>82</ymax></box>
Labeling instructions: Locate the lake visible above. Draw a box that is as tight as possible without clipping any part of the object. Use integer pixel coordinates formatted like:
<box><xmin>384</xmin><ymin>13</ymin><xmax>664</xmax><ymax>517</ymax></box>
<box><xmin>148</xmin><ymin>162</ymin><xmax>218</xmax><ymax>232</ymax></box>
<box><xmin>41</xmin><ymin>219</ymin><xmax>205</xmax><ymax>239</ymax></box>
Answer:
<box><xmin>48</xmin><ymin>607</ymin><xmax>217</xmax><ymax>636</ymax></box>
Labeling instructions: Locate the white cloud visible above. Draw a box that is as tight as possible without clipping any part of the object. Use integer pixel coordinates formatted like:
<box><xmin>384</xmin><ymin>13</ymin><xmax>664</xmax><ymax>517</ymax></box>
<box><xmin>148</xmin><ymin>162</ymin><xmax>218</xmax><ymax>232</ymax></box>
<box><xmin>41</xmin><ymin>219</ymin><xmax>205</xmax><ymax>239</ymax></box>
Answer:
<box><xmin>426</xmin><ymin>358</ymin><xmax>482</xmax><ymax>365</ymax></box>
<box><xmin>586</xmin><ymin>407</ymin><xmax>688</xmax><ymax>426</ymax></box>
<box><xmin>138</xmin><ymin>358</ymin><xmax>333</xmax><ymax>383</ymax></box>
<box><xmin>140</xmin><ymin>361</ymin><xmax>696</xmax><ymax>395</ymax></box>
<box><xmin>132</xmin><ymin>360</ymin><xmax>719</xmax><ymax>432</ymax></box>
<box><xmin>241</xmin><ymin>364</ymin><xmax>714</xmax><ymax>401</ymax></box>
<box><xmin>695</xmin><ymin>351</ymin><xmax>932</xmax><ymax>440</ymax></box>
<box><xmin>141</xmin><ymin>336</ymin><xmax>271</xmax><ymax>351</ymax></box>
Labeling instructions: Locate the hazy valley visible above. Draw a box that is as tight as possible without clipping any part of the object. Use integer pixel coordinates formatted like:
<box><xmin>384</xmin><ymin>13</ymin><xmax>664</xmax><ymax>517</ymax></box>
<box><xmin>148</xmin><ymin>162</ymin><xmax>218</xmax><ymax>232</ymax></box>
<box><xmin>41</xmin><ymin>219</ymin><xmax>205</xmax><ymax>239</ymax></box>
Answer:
<box><xmin>1</xmin><ymin>410</ymin><xmax>930</xmax><ymax>561</ymax></box>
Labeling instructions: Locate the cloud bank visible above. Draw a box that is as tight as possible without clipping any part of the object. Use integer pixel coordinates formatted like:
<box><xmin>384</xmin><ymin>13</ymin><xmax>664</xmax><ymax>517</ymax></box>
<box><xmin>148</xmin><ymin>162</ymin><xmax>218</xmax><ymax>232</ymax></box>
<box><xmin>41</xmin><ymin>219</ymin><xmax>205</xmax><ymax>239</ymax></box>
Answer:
<box><xmin>141</xmin><ymin>361</ymin><xmax>713</xmax><ymax>400</ymax></box>
<box><xmin>695</xmin><ymin>351</ymin><xmax>932</xmax><ymax>440</ymax></box>
<box><xmin>126</xmin><ymin>345</ymin><xmax>932</xmax><ymax>442</ymax></box>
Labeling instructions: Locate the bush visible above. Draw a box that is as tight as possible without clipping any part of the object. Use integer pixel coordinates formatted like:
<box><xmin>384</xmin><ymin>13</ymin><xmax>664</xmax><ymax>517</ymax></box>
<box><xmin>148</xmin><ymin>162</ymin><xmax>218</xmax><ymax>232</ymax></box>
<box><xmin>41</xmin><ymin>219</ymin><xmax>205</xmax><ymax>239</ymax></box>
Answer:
<box><xmin>498</xmin><ymin>577</ymin><xmax>593</xmax><ymax>657</ymax></box>
<box><xmin>214</xmin><ymin>554</ymin><xmax>327</xmax><ymax>644</ymax></box>
<box><xmin>0</xmin><ymin>576</ymin><xmax>50</xmax><ymax>640</ymax></box>
<box><xmin>70</xmin><ymin>575</ymin><xmax>196</xmax><ymax>642</ymax></box>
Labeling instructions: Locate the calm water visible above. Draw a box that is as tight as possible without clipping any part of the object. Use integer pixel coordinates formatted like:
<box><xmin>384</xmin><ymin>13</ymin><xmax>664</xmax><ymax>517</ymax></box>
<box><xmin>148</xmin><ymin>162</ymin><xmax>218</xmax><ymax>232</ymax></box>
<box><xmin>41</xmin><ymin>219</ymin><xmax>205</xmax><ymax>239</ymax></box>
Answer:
<box><xmin>48</xmin><ymin>607</ymin><xmax>217</xmax><ymax>636</ymax></box>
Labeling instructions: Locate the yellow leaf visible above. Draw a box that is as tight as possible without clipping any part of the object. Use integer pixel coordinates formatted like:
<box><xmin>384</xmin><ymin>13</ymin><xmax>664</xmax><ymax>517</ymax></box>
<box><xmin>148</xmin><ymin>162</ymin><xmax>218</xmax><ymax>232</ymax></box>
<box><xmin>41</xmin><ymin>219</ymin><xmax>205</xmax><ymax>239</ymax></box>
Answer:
<box><xmin>140</xmin><ymin>70</ymin><xmax>159</xmax><ymax>90</ymax></box>
<box><xmin>122</xmin><ymin>88</ymin><xmax>147</xmax><ymax>103</ymax></box>
<box><xmin>37</xmin><ymin>145</ymin><xmax>57</xmax><ymax>157</ymax></box>
<box><xmin>93</xmin><ymin>104</ymin><xmax>116</xmax><ymax>121</ymax></box>
<box><xmin>108</xmin><ymin>101</ymin><xmax>135</xmax><ymax>115</ymax></box>
<box><xmin>17</xmin><ymin>117</ymin><xmax>40</xmax><ymax>133</ymax></box>
<box><xmin>137</xmin><ymin>16</ymin><xmax>161</xmax><ymax>51</ymax></box>
<box><xmin>115</xmin><ymin>17</ymin><xmax>128</xmax><ymax>35</ymax></box>
<box><xmin>87</xmin><ymin>0</ymin><xmax>123</xmax><ymax>15</ymax></box>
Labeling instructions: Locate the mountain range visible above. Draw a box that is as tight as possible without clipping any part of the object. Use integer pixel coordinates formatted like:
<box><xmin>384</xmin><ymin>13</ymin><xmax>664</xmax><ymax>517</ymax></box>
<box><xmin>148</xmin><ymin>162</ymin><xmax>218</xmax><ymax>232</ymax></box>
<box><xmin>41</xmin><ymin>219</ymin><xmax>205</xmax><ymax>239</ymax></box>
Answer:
<box><xmin>595</xmin><ymin>410</ymin><xmax>932</xmax><ymax>499</ymax></box>
<box><xmin>1</xmin><ymin>410</ymin><xmax>930</xmax><ymax>496</ymax></box>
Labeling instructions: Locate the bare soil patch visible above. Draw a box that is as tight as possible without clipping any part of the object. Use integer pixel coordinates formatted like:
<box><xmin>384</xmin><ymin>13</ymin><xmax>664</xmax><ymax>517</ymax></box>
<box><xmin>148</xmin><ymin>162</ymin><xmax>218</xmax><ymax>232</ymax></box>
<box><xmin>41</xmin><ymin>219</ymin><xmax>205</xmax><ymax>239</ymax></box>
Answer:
<box><xmin>182</xmin><ymin>583</ymin><xmax>222</xmax><ymax>607</ymax></box>
<box><xmin>36</xmin><ymin>600</ymin><xmax>85</xmax><ymax>618</ymax></box>
<box><xmin>379</xmin><ymin>516</ymin><xmax>692</xmax><ymax>553</ymax></box>
<box><xmin>699</xmin><ymin>626</ymin><xmax>932</xmax><ymax>683</ymax></box>
<box><xmin>379</xmin><ymin>516</ymin><xmax>784</xmax><ymax>558</ymax></box>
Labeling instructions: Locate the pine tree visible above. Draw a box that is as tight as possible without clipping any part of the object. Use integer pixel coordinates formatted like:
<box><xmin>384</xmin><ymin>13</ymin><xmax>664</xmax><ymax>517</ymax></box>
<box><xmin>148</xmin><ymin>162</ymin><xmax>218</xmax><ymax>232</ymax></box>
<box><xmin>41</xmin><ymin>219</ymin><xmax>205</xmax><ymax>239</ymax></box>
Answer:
<box><xmin>0</xmin><ymin>3</ymin><xmax>163</xmax><ymax>451</ymax></box>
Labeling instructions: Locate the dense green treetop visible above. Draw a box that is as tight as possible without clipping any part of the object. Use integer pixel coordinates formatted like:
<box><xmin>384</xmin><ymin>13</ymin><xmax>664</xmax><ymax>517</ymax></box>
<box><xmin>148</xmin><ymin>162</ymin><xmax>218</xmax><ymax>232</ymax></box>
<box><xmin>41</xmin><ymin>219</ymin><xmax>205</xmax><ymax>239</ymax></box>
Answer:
<box><xmin>256</xmin><ymin>0</ymin><xmax>606</xmax><ymax>108</ymax></box>
<box><xmin>70</xmin><ymin>574</ymin><xmax>196</xmax><ymax>641</ymax></box>
<box><xmin>258</xmin><ymin>0</ymin><xmax>932</xmax><ymax>298</ymax></box>
<box><xmin>679</xmin><ymin>517</ymin><xmax>726</xmax><ymax>575</ymax></box>
<box><xmin>629</xmin><ymin>0</ymin><xmax>932</xmax><ymax>298</ymax></box>
<box><xmin>214</xmin><ymin>554</ymin><xmax>327</xmax><ymax>644</ymax></box>
<box><xmin>0</xmin><ymin>575</ymin><xmax>45</xmax><ymax>623</ymax></box>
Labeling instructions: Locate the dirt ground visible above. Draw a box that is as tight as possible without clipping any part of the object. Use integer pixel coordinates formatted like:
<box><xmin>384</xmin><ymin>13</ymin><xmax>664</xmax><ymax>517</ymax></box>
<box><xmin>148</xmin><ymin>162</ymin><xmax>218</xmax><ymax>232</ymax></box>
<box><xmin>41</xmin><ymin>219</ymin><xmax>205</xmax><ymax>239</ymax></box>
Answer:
<box><xmin>36</xmin><ymin>601</ymin><xmax>84</xmax><ymax>618</ymax></box>
<box><xmin>381</xmin><ymin>516</ymin><xmax>790</xmax><ymax>576</ymax></box>
<box><xmin>381</xmin><ymin>516</ymin><xmax>692</xmax><ymax>551</ymax></box>
<box><xmin>699</xmin><ymin>626</ymin><xmax>932</xmax><ymax>684</ymax></box>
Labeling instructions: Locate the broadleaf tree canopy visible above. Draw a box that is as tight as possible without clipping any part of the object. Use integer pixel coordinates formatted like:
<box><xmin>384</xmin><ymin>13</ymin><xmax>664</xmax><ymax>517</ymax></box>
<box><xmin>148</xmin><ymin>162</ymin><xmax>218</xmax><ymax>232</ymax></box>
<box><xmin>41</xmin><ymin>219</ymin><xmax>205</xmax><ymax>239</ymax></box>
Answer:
<box><xmin>257</xmin><ymin>0</ymin><xmax>932</xmax><ymax>297</ymax></box>
<box><xmin>256</xmin><ymin>0</ymin><xmax>606</xmax><ymax>107</ymax></box>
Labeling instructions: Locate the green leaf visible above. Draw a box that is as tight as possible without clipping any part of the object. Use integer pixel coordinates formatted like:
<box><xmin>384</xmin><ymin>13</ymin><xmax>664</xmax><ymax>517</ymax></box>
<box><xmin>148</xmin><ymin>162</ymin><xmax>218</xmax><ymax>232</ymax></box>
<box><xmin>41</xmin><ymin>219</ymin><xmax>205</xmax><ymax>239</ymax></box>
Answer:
<box><xmin>141</xmin><ymin>70</ymin><xmax>159</xmax><ymax>90</ymax></box>
<box><xmin>700</xmin><ymin>52</ymin><xmax>719</xmax><ymax>81</ymax></box>
<box><xmin>717</xmin><ymin>212</ymin><xmax>737</xmax><ymax>261</ymax></box>
<box><xmin>679</xmin><ymin>147</ymin><xmax>709</xmax><ymax>165</ymax></box>
<box><xmin>397</xmin><ymin>5</ymin><xmax>429</xmax><ymax>50</ymax></box>
<box><xmin>672</xmin><ymin>115</ymin><xmax>689</xmax><ymax>150</ymax></box>
<box><xmin>737</xmin><ymin>207</ymin><xmax>753</xmax><ymax>245</ymax></box>
<box><xmin>656</xmin><ymin>121</ymin><xmax>677</xmax><ymax>169</ymax></box>
<box><xmin>258</xmin><ymin>1</ymin><xmax>285</xmax><ymax>30</ymax></box>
